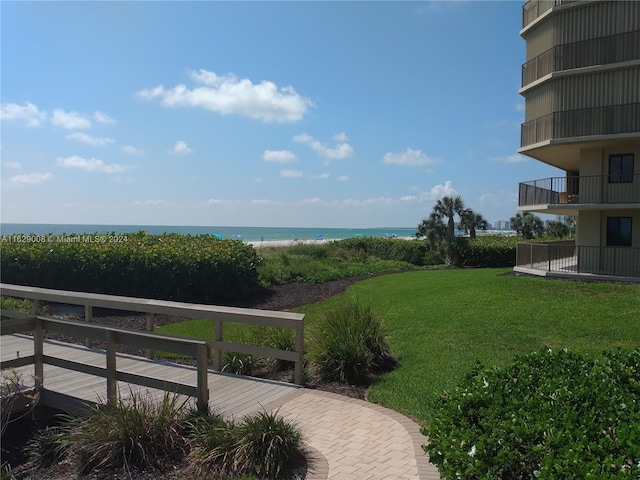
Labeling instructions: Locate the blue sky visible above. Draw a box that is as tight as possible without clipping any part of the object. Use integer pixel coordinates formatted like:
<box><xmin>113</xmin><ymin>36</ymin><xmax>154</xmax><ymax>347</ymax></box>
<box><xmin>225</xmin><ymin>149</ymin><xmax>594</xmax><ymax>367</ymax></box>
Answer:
<box><xmin>1</xmin><ymin>1</ymin><xmax>562</xmax><ymax>228</ymax></box>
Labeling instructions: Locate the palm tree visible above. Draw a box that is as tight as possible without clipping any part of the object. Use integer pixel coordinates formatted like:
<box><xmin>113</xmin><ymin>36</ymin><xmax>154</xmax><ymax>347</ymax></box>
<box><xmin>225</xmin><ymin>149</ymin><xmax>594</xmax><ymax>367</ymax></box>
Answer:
<box><xmin>417</xmin><ymin>213</ymin><xmax>447</xmax><ymax>250</ymax></box>
<box><xmin>511</xmin><ymin>212</ymin><xmax>544</xmax><ymax>239</ymax></box>
<box><xmin>460</xmin><ymin>211</ymin><xmax>489</xmax><ymax>239</ymax></box>
<box><xmin>545</xmin><ymin>220</ymin><xmax>570</xmax><ymax>238</ymax></box>
<box><xmin>433</xmin><ymin>195</ymin><xmax>466</xmax><ymax>238</ymax></box>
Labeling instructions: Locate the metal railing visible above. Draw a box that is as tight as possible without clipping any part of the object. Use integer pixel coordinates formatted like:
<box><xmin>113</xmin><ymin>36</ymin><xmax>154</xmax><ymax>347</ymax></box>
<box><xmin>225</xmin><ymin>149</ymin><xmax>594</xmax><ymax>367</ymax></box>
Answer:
<box><xmin>522</xmin><ymin>0</ymin><xmax>579</xmax><ymax>28</ymax></box>
<box><xmin>516</xmin><ymin>242</ymin><xmax>640</xmax><ymax>278</ymax></box>
<box><xmin>521</xmin><ymin>103</ymin><xmax>640</xmax><ymax>147</ymax></box>
<box><xmin>0</xmin><ymin>284</ymin><xmax>305</xmax><ymax>407</ymax></box>
<box><xmin>518</xmin><ymin>174</ymin><xmax>640</xmax><ymax>206</ymax></box>
<box><xmin>522</xmin><ymin>30</ymin><xmax>640</xmax><ymax>86</ymax></box>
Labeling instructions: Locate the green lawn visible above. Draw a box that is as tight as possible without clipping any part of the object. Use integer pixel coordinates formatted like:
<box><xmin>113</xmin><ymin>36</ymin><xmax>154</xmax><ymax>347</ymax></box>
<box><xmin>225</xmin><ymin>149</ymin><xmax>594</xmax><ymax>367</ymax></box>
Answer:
<box><xmin>296</xmin><ymin>268</ymin><xmax>640</xmax><ymax>425</ymax></box>
<box><xmin>159</xmin><ymin>268</ymin><xmax>640</xmax><ymax>426</ymax></box>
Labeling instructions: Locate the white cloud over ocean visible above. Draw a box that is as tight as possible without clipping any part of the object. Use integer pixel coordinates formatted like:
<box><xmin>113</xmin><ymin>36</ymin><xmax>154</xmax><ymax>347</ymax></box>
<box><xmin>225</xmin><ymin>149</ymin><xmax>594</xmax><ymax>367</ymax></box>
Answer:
<box><xmin>136</xmin><ymin>69</ymin><xmax>312</xmax><ymax>123</ymax></box>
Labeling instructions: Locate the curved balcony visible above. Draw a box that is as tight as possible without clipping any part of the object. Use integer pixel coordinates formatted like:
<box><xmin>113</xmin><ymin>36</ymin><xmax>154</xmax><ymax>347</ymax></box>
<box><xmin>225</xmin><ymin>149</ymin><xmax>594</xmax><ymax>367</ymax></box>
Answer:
<box><xmin>518</xmin><ymin>174</ymin><xmax>640</xmax><ymax>207</ymax></box>
<box><xmin>522</xmin><ymin>30</ymin><xmax>640</xmax><ymax>87</ymax></box>
<box><xmin>522</xmin><ymin>0</ymin><xmax>579</xmax><ymax>28</ymax></box>
<box><xmin>520</xmin><ymin>103</ymin><xmax>640</xmax><ymax>148</ymax></box>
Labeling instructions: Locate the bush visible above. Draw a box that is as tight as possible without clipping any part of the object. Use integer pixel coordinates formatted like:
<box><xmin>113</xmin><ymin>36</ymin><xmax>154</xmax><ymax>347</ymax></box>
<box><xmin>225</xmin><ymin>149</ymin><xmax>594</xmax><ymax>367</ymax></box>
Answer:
<box><xmin>309</xmin><ymin>298</ymin><xmax>393</xmax><ymax>384</ymax></box>
<box><xmin>0</xmin><ymin>232</ymin><xmax>262</xmax><ymax>305</ymax></box>
<box><xmin>190</xmin><ymin>409</ymin><xmax>304</xmax><ymax>479</ymax></box>
<box><xmin>221</xmin><ymin>351</ymin><xmax>261</xmax><ymax>376</ymax></box>
<box><xmin>423</xmin><ymin>348</ymin><xmax>640</xmax><ymax>479</ymax></box>
<box><xmin>61</xmin><ymin>390</ymin><xmax>190</xmax><ymax>475</ymax></box>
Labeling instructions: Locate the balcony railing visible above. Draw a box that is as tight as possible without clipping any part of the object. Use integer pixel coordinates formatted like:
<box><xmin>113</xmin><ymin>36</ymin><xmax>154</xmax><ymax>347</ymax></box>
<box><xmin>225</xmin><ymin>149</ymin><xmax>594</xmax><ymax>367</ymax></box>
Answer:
<box><xmin>518</xmin><ymin>174</ymin><xmax>640</xmax><ymax>207</ymax></box>
<box><xmin>516</xmin><ymin>241</ymin><xmax>640</xmax><ymax>278</ymax></box>
<box><xmin>522</xmin><ymin>0</ymin><xmax>579</xmax><ymax>28</ymax></box>
<box><xmin>521</xmin><ymin>103</ymin><xmax>640</xmax><ymax>147</ymax></box>
<box><xmin>522</xmin><ymin>30</ymin><xmax>640</xmax><ymax>86</ymax></box>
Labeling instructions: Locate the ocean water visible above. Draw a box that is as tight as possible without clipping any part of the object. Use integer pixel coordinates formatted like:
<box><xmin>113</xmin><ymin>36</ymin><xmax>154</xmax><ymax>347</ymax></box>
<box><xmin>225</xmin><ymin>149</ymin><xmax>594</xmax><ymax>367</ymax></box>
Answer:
<box><xmin>0</xmin><ymin>223</ymin><xmax>421</xmax><ymax>243</ymax></box>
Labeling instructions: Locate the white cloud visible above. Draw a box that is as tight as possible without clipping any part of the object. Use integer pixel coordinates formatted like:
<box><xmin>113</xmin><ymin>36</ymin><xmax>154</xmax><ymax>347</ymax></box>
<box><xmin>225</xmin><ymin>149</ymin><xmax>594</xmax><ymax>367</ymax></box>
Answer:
<box><xmin>253</xmin><ymin>177</ymin><xmax>264</xmax><ymax>183</ymax></box>
<box><xmin>94</xmin><ymin>111</ymin><xmax>116</xmax><ymax>124</ymax></box>
<box><xmin>488</xmin><ymin>154</ymin><xmax>528</xmax><ymax>163</ymax></box>
<box><xmin>280</xmin><ymin>169</ymin><xmax>304</xmax><ymax>178</ymax></box>
<box><xmin>303</xmin><ymin>197</ymin><xmax>322</xmax><ymax>204</ymax></box>
<box><xmin>263</xmin><ymin>149</ymin><xmax>297</xmax><ymax>163</ymax></box>
<box><xmin>66</xmin><ymin>133</ymin><xmax>115</xmax><ymax>146</ymax></box>
<box><xmin>56</xmin><ymin>155</ymin><xmax>125</xmax><ymax>173</ymax></box>
<box><xmin>170</xmin><ymin>141</ymin><xmax>193</xmax><ymax>155</ymax></box>
<box><xmin>293</xmin><ymin>133</ymin><xmax>354</xmax><ymax>162</ymax></box>
<box><xmin>429</xmin><ymin>180</ymin><xmax>457</xmax><ymax>198</ymax></box>
<box><xmin>51</xmin><ymin>109</ymin><xmax>92</xmax><ymax>130</ymax></box>
<box><xmin>7</xmin><ymin>172</ymin><xmax>53</xmax><ymax>186</ymax></box>
<box><xmin>0</xmin><ymin>102</ymin><xmax>47</xmax><ymax>127</ymax></box>
<box><xmin>2</xmin><ymin>161</ymin><xmax>23</xmax><ymax>169</ymax></box>
<box><xmin>136</xmin><ymin>69</ymin><xmax>312</xmax><ymax>123</ymax></box>
<box><xmin>337</xmin><ymin>175</ymin><xmax>349</xmax><ymax>181</ymax></box>
<box><xmin>122</xmin><ymin>145</ymin><xmax>144</xmax><ymax>155</ymax></box>
<box><xmin>382</xmin><ymin>148</ymin><xmax>440</xmax><ymax>167</ymax></box>
<box><xmin>516</xmin><ymin>103</ymin><xmax>525</xmax><ymax>112</ymax></box>
<box><xmin>312</xmin><ymin>173</ymin><xmax>331</xmax><ymax>180</ymax></box>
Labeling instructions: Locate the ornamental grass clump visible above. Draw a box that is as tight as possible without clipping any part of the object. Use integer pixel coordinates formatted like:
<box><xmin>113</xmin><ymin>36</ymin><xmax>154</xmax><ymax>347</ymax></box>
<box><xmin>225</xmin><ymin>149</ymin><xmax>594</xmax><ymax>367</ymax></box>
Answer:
<box><xmin>58</xmin><ymin>390</ymin><xmax>190</xmax><ymax>475</ymax></box>
<box><xmin>310</xmin><ymin>298</ymin><xmax>393</xmax><ymax>384</ymax></box>
<box><xmin>190</xmin><ymin>409</ymin><xmax>305</xmax><ymax>479</ymax></box>
<box><xmin>423</xmin><ymin>347</ymin><xmax>640</xmax><ymax>479</ymax></box>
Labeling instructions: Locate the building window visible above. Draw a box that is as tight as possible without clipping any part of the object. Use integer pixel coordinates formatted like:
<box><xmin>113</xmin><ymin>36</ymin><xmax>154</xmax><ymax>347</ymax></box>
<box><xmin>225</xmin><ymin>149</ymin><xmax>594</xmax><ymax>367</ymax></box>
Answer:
<box><xmin>609</xmin><ymin>154</ymin><xmax>634</xmax><ymax>183</ymax></box>
<box><xmin>606</xmin><ymin>217</ymin><xmax>632</xmax><ymax>247</ymax></box>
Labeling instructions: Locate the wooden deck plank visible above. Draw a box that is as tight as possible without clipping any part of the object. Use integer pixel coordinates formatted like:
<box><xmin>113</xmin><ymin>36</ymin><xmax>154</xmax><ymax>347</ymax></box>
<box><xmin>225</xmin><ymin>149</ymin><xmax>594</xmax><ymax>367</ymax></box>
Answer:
<box><xmin>1</xmin><ymin>334</ymin><xmax>297</xmax><ymax>419</ymax></box>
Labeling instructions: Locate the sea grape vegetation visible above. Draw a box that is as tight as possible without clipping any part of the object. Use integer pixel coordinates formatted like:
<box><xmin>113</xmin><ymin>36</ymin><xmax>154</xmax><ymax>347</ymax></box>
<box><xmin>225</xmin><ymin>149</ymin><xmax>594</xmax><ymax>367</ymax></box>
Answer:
<box><xmin>0</xmin><ymin>232</ymin><xmax>261</xmax><ymax>304</ymax></box>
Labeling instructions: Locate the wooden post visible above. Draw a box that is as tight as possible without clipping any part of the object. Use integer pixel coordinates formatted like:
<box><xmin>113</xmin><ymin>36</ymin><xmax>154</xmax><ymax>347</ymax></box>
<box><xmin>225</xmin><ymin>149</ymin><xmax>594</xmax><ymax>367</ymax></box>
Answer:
<box><xmin>294</xmin><ymin>318</ymin><xmax>304</xmax><ymax>385</ymax></box>
<box><xmin>145</xmin><ymin>313</ymin><xmax>155</xmax><ymax>359</ymax></box>
<box><xmin>34</xmin><ymin>317</ymin><xmax>44</xmax><ymax>389</ymax></box>
<box><xmin>85</xmin><ymin>305</ymin><xmax>93</xmax><ymax>348</ymax></box>
<box><xmin>105</xmin><ymin>330</ymin><xmax>117</xmax><ymax>407</ymax></box>
<box><xmin>212</xmin><ymin>319</ymin><xmax>223</xmax><ymax>371</ymax></box>
<box><xmin>196</xmin><ymin>343</ymin><xmax>209</xmax><ymax>412</ymax></box>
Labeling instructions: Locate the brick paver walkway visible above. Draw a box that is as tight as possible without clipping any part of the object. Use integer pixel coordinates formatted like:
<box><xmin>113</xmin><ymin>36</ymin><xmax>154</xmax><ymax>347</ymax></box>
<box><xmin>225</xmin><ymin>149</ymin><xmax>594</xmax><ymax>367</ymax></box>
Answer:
<box><xmin>264</xmin><ymin>389</ymin><xmax>441</xmax><ymax>480</ymax></box>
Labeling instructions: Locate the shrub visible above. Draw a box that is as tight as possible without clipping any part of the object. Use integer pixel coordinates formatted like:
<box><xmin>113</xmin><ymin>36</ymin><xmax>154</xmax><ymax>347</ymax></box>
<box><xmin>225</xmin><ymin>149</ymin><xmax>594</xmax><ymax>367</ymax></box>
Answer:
<box><xmin>0</xmin><ymin>232</ymin><xmax>262</xmax><ymax>304</ymax></box>
<box><xmin>423</xmin><ymin>348</ymin><xmax>640</xmax><ymax>479</ymax></box>
<box><xmin>221</xmin><ymin>351</ymin><xmax>262</xmax><ymax>376</ymax></box>
<box><xmin>252</xmin><ymin>327</ymin><xmax>296</xmax><ymax>371</ymax></box>
<box><xmin>309</xmin><ymin>298</ymin><xmax>392</xmax><ymax>384</ymax></box>
<box><xmin>190</xmin><ymin>409</ymin><xmax>304</xmax><ymax>479</ymax></box>
<box><xmin>234</xmin><ymin>410</ymin><xmax>305</xmax><ymax>478</ymax></box>
<box><xmin>61</xmin><ymin>390</ymin><xmax>190</xmax><ymax>475</ymax></box>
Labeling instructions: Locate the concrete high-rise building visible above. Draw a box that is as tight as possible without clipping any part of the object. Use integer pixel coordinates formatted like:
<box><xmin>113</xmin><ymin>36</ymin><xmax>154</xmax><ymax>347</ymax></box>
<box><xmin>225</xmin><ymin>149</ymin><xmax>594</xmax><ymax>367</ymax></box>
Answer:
<box><xmin>515</xmin><ymin>0</ymin><xmax>639</xmax><ymax>279</ymax></box>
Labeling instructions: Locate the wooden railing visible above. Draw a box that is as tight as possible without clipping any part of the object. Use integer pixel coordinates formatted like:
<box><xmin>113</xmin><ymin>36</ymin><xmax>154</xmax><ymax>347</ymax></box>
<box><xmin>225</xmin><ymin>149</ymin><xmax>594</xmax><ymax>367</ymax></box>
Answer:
<box><xmin>1</xmin><ymin>314</ymin><xmax>211</xmax><ymax>410</ymax></box>
<box><xmin>0</xmin><ymin>284</ymin><xmax>305</xmax><ymax>407</ymax></box>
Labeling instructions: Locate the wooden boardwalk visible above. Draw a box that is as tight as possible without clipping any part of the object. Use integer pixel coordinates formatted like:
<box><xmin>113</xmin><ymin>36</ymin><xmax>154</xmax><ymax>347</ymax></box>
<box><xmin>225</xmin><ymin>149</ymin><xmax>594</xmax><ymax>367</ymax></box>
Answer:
<box><xmin>1</xmin><ymin>334</ymin><xmax>299</xmax><ymax>418</ymax></box>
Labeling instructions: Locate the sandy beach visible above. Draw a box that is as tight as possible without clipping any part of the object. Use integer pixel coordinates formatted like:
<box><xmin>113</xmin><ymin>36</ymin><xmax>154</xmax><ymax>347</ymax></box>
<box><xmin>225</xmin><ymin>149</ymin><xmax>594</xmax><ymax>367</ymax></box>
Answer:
<box><xmin>247</xmin><ymin>237</ymin><xmax>417</xmax><ymax>248</ymax></box>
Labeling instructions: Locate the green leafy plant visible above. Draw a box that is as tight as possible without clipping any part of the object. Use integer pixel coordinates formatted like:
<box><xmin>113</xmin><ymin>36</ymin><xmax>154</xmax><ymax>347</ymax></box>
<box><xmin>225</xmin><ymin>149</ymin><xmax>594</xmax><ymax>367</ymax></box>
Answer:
<box><xmin>423</xmin><ymin>347</ymin><xmax>640</xmax><ymax>479</ymax></box>
<box><xmin>0</xmin><ymin>232</ymin><xmax>262</xmax><ymax>304</ymax></box>
<box><xmin>61</xmin><ymin>390</ymin><xmax>190</xmax><ymax>475</ymax></box>
<box><xmin>222</xmin><ymin>351</ymin><xmax>262</xmax><ymax>376</ymax></box>
<box><xmin>233</xmin><ymin>410</ymin><xmax>305</xmax><ymax>478</ymax></box>
<box><xmin>309</xmin><ymin>298</ymin><xmax>393</xmax><ymax>384</ymax></box>
<box><xmin>189</xmin><ymin>409</ymin><xmax>304</xmax><ymax>479</ymax></box>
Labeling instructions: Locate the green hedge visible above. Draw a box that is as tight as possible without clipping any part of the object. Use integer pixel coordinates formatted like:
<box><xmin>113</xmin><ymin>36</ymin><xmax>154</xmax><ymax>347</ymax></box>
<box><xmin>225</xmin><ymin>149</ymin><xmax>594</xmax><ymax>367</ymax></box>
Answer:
<box><xmin>423</xmin><ymin>348</ymin><xmax>640</xmax><ymax>479</ymax></box>
<box><xmin>0</xmin><ymin>232</ymin><xmax>261</xmax><ymax>304</ymax></box>
<box><xmin>328</xmin><ymin>237</ymin><xmax>430</xmax><ymax>265</ymax></box>
<box><xmin>446</xmin><ymin>236</ymin><xmax>518</xmax><ymax>267</ymax></box>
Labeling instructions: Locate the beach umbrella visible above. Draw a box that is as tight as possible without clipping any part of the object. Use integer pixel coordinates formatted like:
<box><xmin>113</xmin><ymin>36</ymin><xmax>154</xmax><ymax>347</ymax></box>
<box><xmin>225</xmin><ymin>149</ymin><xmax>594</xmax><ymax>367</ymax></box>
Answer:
<box><xmin>316</xmin><ymin>233</ymin><xmax>323</xmax><ymax>239</ymax></box>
